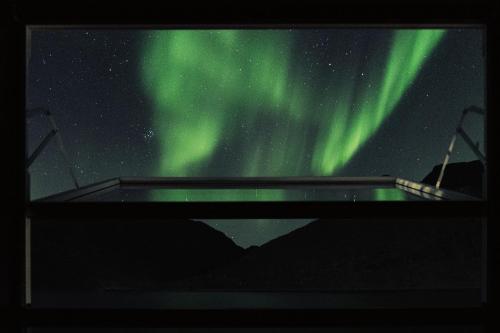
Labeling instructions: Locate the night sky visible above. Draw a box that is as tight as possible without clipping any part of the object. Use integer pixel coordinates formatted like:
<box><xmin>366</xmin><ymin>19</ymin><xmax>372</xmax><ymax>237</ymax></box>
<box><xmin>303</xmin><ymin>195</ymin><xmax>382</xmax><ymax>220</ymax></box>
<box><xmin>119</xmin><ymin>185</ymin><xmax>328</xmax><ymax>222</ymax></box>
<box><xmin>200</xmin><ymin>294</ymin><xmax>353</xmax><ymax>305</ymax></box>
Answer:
<box><xmin>27</xmin><ymin>28</ymin><xmax>485</xmax><ymax>247</ymax></box>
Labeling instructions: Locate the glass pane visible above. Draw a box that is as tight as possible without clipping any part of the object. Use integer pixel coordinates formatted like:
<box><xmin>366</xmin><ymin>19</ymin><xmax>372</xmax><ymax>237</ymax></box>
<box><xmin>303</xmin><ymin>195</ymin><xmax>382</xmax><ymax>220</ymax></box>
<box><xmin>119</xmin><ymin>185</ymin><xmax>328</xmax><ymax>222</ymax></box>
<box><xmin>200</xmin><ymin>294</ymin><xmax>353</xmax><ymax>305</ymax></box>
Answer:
<box><xmin>72</xmin><ymin>187</ymin><xmax>426</xmax><ymax>202</ymax></box>
<box><xmin>27</xmin><ymin>28</ymin><xmax>486</xmax><ymax>200</ymax></box>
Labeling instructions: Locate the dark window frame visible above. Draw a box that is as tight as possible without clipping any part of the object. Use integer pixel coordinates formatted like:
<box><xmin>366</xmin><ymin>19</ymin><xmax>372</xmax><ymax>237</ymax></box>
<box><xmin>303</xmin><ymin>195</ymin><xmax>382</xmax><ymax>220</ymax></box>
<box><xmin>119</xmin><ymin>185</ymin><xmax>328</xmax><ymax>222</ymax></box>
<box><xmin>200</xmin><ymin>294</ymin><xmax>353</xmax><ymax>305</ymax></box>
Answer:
<box><xmin>5</xmin><ymin>5</ymin><xmax>496</xmax><ymax>330</ymax></box>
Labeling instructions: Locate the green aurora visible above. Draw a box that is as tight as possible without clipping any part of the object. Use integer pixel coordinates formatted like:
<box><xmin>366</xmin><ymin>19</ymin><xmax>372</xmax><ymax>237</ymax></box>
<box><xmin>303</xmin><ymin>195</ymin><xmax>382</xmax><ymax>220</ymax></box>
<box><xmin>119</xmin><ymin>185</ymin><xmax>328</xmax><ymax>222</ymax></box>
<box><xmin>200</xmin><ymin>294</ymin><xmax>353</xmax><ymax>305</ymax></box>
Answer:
<box><xmin>374</xmin><ymin>188</ymin><xmax>406</xmax><ymax>201</ymax></box>
<box><xmin>140</xmin><ymin>29</ymin><xmax>445</xmax><ymax>201</ymax></box>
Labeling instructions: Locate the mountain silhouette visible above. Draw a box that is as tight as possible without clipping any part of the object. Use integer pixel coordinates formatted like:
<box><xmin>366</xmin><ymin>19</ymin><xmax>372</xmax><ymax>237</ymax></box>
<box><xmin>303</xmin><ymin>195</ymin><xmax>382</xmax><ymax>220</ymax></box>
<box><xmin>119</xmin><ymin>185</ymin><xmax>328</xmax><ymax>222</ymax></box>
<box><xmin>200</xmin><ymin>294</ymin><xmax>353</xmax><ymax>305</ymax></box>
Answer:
<box><xmin>33</xmin><ymin>217</ymin><xmax>481</xmax><ymax>292</ymax></box>
<box><xmin>32</xmin><ymin>218</ymin><xmax>244</xmax><ymax>291</ymax></box>
<box><xmin>421</xmin><ymin>159</ymin><xmax>484</xmax><ymax>198</ymax></box>
<box><xmin>173</xmin><ymin>218</ymin><xmax>481</xmax><ymax>290</ymax></box>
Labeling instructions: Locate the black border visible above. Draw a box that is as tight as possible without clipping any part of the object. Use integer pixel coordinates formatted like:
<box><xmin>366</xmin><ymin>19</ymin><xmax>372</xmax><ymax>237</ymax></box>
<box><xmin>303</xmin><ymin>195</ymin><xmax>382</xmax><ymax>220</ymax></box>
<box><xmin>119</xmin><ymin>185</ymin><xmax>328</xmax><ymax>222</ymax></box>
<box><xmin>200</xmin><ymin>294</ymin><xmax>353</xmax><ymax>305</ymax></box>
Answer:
<box><xmin>3</xmin><ymin>1</ymin><xmax>499</xmax><ymax>331</ymax></box>
<box><xmin>27</xmin><ymin>202</ymin><xmax>485</xmax><ymax>219</ymax></box>
<box><xmin>9</xmin><ymin>308</ymin><xmax>486</xmax><ymax>328</ymax></box>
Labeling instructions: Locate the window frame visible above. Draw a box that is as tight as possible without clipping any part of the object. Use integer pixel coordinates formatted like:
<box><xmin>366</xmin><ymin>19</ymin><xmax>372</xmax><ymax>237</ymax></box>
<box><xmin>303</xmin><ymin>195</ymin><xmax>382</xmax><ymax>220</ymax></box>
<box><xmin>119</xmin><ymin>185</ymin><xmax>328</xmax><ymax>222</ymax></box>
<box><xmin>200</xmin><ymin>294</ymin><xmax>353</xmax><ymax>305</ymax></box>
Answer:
<box><xmin>6</xmin><ymin>10</ymin><xmax>494</xmax><ymax>330</ymax></box>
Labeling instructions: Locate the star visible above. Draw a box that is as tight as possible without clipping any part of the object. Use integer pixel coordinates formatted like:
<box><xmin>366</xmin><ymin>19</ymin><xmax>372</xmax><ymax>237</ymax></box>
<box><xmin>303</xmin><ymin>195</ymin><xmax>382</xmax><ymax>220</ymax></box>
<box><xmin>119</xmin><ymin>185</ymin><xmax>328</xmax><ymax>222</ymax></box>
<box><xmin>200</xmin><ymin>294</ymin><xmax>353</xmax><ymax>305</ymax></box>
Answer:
<box><xmin>144</xmin><ymin>129</ymin><xmax>155</xmax><ymax>141</ymax></box>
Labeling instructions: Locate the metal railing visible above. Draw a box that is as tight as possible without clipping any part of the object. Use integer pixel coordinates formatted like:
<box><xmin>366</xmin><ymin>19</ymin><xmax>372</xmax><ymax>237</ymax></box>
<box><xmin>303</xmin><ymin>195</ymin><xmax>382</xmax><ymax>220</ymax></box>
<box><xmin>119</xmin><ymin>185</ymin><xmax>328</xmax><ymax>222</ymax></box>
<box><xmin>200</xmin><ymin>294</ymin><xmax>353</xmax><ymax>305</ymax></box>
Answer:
<box><xmin>436</xmin><ymin>106</ymin><xmax>486</xmax><ymax>189</ymax></box>
<box><xmin>33</xmin><ymin>176</ymin><xmax>480</xmax><ymax>203</ymax></box>
<box><xmin>26</xmin><ymin>107</ymin><xmax>80</xmax><ymax>190</ymax></box>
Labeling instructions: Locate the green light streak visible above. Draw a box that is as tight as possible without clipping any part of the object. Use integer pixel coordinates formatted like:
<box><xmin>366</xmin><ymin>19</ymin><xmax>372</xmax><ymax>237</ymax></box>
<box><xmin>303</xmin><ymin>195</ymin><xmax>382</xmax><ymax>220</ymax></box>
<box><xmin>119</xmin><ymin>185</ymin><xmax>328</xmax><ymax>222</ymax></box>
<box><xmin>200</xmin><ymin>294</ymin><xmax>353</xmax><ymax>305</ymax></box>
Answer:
<box><xmin>312</xmin><ymin>30</ymin><xmax>445</xmax><ymax>174</ymax></box>
<box><xmin>141</xmin><ymin>30</ymin><xmax>292</xmax><ymax>179</ymax></box>
<box><xmin>140</xmin><ymin>29</ymin><xmax>445</xmax><ymax>201</ymax></box>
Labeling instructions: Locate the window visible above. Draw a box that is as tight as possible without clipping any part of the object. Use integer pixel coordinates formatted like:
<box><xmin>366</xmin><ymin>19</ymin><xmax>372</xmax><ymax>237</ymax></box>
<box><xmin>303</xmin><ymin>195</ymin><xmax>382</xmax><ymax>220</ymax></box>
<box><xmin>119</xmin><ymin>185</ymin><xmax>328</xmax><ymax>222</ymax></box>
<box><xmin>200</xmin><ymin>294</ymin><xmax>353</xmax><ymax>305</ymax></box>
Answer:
<box><xmin>27</xmin><ymin>28</ymin><xmax>485</xmax><ymax>201</ymax></box>
<box><xmin>22</xmin><ymin>24</ymin><xmax>488</xmax><ymax>330</ymax></box>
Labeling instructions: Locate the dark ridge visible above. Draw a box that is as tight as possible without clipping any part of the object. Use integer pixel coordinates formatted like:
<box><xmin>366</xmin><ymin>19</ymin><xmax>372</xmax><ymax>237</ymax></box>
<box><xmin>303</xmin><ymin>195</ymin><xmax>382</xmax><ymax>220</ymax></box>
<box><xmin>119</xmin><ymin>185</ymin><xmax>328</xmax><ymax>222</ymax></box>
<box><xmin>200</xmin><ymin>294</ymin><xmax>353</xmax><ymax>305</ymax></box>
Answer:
<box><xmin>175</xmin><ymin>218</ymin><xmax>481</xmax><ymax>290</ymax></box>
<box><xmin>245</xmin><ymin>245</ymin><xmax>261</xmax><ymax>252</ymax></box>
<box><xmin>421</xmin><ymin>160</ymin><xmax>484</xmax><ymax>198</ymax></box>
<box><xmin>32</xmin><ymin>218</ymin><xmax>244</xmax><ymax>291</ymax></box>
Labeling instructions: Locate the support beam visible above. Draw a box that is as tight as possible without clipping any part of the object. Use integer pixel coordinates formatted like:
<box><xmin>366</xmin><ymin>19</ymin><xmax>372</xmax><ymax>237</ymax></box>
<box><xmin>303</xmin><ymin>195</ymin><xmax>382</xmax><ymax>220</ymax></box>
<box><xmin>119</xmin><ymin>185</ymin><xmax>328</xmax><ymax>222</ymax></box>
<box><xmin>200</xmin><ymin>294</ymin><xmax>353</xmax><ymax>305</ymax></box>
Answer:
<box><xmin>26</xmin><ymin>129</ymin><xmax>57</xmax><ymax>168</ymax></box>
<box><xmin>26</xmin><ymin>108</ymin><xmax>80</xmax><ymax>189</ymax></box>
<box><xmin>46</xmin><ymin>113</ymin><xmax>80</xmax><ymax>189</ymax></box>
<box><xmin>458</xmin><ymin>128</ymin><xmax>487</xmax><ymax>164</ymax></box>
<box><xmin>464</xmin><ymin>105</ymin><xmax>485</xmax><ymax>116</ymax></box>
<box><xmin>436</xmin><ymin>133</ymin><xmax>457</xmax><ymax>189</ymax></box>
<box><xmin>436</xmin><ymin>106</ymin><xmax>486</xmax><ymax>189</ymax></box>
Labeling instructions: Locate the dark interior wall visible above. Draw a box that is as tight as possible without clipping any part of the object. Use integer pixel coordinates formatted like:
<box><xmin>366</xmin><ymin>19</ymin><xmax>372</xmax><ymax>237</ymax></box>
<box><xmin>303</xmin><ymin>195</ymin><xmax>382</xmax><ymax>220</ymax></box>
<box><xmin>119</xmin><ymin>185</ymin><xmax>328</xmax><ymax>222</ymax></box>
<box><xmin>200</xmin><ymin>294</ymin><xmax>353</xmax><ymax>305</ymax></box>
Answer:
<box><xmin>1</xmin><ymin>2</ymin><xmax>26</xmax><ymax>309</ymax></box>
<box><xmin>1</xmin><ymin>14</ymin><xmax>11</xmax><ymax>309</ymax></box>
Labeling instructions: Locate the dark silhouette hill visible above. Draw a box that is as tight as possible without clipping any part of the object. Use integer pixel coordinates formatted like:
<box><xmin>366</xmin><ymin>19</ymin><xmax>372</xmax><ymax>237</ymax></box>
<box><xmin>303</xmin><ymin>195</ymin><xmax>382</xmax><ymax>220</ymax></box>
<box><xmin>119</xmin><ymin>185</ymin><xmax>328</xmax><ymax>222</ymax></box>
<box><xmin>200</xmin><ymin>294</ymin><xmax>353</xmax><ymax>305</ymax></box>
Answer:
<box><xmin>33</xmin><ymin>217</ymin><xmax>481</xmax><ymax>292</ymax></box>
<box><xmin>32</xmin><ymin>218</ymin><xmax>244</xmax><ymax>291</ymax></box>
<box><xmin>174</xmin><ymin>218</ymin><xmax>481</xmax><ymax>290</ymax></box>
<box><xmin>421</xmin><ymin>160</ymin><xmax>484</xmax><ymax>198</ymax></box>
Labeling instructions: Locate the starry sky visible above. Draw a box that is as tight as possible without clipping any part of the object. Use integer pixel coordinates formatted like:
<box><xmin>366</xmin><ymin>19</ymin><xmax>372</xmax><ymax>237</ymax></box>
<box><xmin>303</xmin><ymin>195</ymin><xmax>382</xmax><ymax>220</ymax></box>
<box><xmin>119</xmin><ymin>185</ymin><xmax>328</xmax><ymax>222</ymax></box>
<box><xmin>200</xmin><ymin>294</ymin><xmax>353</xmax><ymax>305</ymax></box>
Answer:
<box><xmin>27</xmin><ymin>28</ymin><xmax>485</xmax><ymax>247</ymax></box>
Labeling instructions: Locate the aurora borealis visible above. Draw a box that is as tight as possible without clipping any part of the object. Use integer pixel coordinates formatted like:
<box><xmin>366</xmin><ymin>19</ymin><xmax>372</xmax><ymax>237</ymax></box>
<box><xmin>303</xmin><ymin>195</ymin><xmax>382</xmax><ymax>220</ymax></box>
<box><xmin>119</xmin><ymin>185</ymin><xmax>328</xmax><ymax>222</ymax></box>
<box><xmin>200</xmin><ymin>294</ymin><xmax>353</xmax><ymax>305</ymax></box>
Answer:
<box><xmin>313</xmin><ymin>30</ymin><xmax>445</xmax><ymax>174</ymax></box>
<box><xmin>27</xmin><ymin>28</ymin><xmax>485</xmax><ymax>246</ymax></box>
<box><xmin>138</xmin><ymin>29</ymin><xmax>446</xmax><ymax>203</ymax></box>
<box><xmin>141</xmin><ymin>30</ymin><xmax>293</xmax><ymax>177</ymax></box>
<box><xmin>140</xmin><ymin>29</ymin><xmax>445</xmax><ymax>181</ymax></box>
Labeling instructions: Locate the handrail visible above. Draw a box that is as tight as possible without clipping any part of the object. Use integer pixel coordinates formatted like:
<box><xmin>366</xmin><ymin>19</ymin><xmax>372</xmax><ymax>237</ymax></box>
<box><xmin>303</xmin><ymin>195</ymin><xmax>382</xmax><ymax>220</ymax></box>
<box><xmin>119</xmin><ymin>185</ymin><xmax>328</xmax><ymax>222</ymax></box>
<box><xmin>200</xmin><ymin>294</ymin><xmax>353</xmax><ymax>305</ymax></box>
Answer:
<box><xmin>26</xmin><ymin>108</ymin><xmax>80</xmax><ymax>189</ymax></box>
<box><xmin>119</xmin><ymin>176</ymin><xmax>397</xmax><ymax>189</ymax></box>
<box><xmin>436</xmin><ymin>106</ymin><xmax>486</xmax><ymax>189</ymax></box>
<box><xmin>32</xmin><ymin>176</ymin><xmax>480</xmax><ymax>202</ymax></box>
